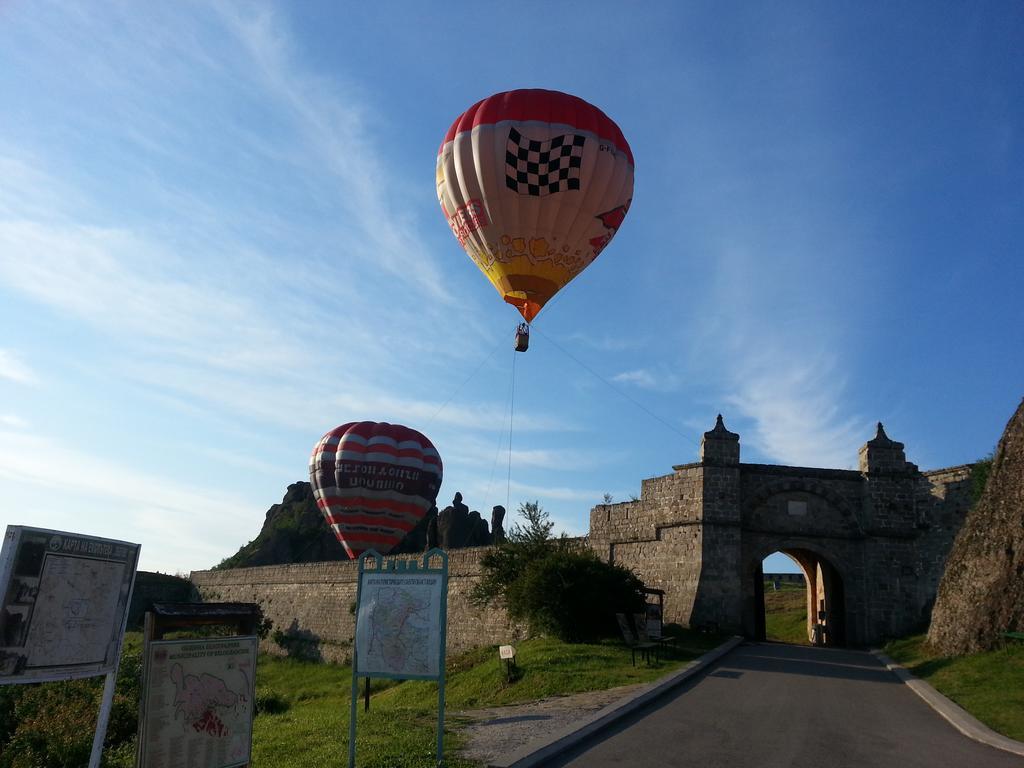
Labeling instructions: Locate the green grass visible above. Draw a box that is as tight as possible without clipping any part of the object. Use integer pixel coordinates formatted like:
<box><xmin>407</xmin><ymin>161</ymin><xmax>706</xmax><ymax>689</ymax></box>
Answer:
<box><xmin>764</xmin><ymin>582</ymin><xmax>809</xmax><ymax>645</ymax></box>
<box><xmin>252</xmin><ymin>655</ymin><xmax>472</xmax><ymax>768</ymax></box>
<box><xmin>0</xmin><ymin>628</ymin><xmax>726</xmax><ymax>768</ymax></box>
<box><xmin>884</xmin><ymin>634</ymin><xmax>1024</xmax><ymax>742</ymax></box>
<box><xmin>252</xmin><ymin>628</ymin><xmax>725</xmax><ymax>767</ymax></box>
<box><xmin>379</xmin><ymin>630</ymin><xmax>724</xmax><ymax>710</ymax></box>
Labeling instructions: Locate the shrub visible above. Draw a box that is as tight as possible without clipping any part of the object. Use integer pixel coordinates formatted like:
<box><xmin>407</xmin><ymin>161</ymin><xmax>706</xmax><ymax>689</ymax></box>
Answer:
<box><xmin>254</xmin><ymin>687</ymin><xmax>290</xmax><ymax>715</ymax></box>
<box><xmin>473</xmin><ymin>501</ymin><xmax>646</xmax><ymax>643</ymax></box>
<box><xmin>971</xmin><ymin>451</ymin><xmax>995</xmax><ymax>503</ymax></box>
<box><xmin>472</xmin><ymin>500</ymin><xmax>562</xmax><ymax>608</ymax></box>
<box><xmin>508</xmin><ymin>549</ymin><xmax>646</xmax><ymax>642</ymax></box>
<box><xmin>2</xmin><ymin>679</ymin><xmax>101</xmax><ymax>768</ymax></box>
<box><xmin>0</xmin><ymin>685</ymin><xmax>22</xmax><ymax>745</ymax></box>
<box><xmin>0</xmin><ymin>645</ymin><xmax>141</xmax><ymax>768</ymax></box>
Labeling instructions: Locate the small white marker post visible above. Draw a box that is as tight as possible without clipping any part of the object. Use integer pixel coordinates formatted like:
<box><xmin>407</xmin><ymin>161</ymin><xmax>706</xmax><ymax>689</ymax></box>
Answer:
<box><xmin>499</xmin><ymin>645</ymin><xmax>517</xmax><ymax>682</ymax></box>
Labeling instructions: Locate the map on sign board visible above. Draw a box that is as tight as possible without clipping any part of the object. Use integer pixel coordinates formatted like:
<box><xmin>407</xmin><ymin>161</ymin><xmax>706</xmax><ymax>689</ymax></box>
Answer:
<box><xmin>138</xmin><ymin>636</ymin><xmax>258</xmax><ymax>768</ymax></box>
<box><xmin>0</xmin><ymin>526</ymin><xmax>139</xmax><ymax>683</ymax></box>
<box><xmin>355</xmin><ymin>572</ymin><xmax>443</xmax><ymax>679</ymax></box>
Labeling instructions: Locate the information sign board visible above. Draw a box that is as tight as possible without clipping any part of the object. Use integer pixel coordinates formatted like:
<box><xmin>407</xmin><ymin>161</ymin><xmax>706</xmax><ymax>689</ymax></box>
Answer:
<box><xmin>355</xmin><ymin>570</ymin><xmax>444</xmax><ymax>679</ymax></box>
<box><xmin>348</xmin><ymin>549</ymin><xmax>448</xmax><ymax>768</ymax></box>
<box><xmin>138</xmin><ymin>636</ymin><xmax>258</xmax><ymax>768</ymax></box>
<box><xmin>0</xmin><ymin>525</ymin><xmax>139</xmax><ymax>683</ymax></box>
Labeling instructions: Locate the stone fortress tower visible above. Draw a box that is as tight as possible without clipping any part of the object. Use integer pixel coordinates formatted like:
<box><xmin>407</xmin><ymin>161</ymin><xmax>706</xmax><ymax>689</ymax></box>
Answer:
<box><xmin>589</xmin><ymin>416</ymin><xmax>974</xmax><ymax>647</ymax></box>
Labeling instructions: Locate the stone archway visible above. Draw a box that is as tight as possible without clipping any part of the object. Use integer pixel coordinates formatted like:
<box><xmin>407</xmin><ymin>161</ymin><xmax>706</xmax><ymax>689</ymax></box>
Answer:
<box><xmin>750</xmin><ymin>544</ymin><xmax>848</xmax><ymax>647</ymax></box>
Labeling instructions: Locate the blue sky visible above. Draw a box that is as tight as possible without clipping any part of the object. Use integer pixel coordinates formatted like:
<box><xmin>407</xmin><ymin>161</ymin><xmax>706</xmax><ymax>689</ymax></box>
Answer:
<box><xmin>0</xmin><ymin>1</ymin><xmax>1020</xmax><ymax>575</ymax></box>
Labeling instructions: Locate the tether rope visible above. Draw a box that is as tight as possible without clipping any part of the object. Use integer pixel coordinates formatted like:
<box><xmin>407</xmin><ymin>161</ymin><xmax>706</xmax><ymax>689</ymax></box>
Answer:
<box><xmin>506</xmin><ymin>347</ymin><xmax>518</xmax><ymax>514</ymax></box>
<box><xmin>424</xmin><ymin>341</ymin><xmax>500</xmax><ymax>429</ymax></box>
<box><xmin>531</xmin><ymin>325</ymin><xmax>698</xmax><ymax>447</ymax></box>
<box><xmin>483</xmin><ymin>348</ymin><xmax>516</xmax><ymax>512</ymax></box>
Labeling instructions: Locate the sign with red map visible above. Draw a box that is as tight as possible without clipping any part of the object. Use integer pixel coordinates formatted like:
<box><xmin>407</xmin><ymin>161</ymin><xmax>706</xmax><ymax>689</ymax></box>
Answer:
<box><xmin>138</xmin><ymin>636</ymin><xmax>257</xmax><ymax>768</ymax></box>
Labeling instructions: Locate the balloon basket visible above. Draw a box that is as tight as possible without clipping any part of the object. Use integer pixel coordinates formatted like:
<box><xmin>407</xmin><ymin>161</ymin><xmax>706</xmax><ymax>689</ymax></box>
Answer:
<box><xmin>514</xmin><ymin>323</ymin><xmax>530</xmax><ymax>352</ymax></box>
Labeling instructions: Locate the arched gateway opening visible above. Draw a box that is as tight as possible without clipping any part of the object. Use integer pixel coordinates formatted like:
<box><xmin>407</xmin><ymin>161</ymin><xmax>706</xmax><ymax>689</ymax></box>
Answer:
<box><xmin>754</xmin><ymin>548</ymin><xmax>846</xmax><ymax>647</ymax></box>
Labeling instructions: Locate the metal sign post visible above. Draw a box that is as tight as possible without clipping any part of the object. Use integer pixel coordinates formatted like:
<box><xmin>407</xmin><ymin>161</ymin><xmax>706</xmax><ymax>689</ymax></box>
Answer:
<box><xmin>348</xmin><ymin>548</ymin><xmax>449</xmax><ymax>768</ymax></box>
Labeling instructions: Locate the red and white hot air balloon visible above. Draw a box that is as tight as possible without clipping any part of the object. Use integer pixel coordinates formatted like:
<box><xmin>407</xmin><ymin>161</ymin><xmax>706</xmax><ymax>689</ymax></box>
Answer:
<box><xmin>437</xmin><ymin>89</ymin><xmax>634</xmax><ymax>328</ymax></box>
<box><xmin>309</xmin><ymin>421</ymin><xmax>442</xmax><ymax>559</ymax></box>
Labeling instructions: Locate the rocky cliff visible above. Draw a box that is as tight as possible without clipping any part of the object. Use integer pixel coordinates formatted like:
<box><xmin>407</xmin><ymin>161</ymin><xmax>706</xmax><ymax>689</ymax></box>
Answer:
<box><xmin>214</xmin><ymin>482</ymin><xmax>348</xmax><ymax>568</ymax></box>
<box><xmin>927</xmin><ymin>398</ymin><xmax>1024</xmax><ymax>654</ymax></box>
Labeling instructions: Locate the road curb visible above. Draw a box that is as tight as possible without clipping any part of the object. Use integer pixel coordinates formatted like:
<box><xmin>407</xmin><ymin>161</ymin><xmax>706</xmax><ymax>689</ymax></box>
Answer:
<box><xmin>870</xmin><ymin>649</ymin><xmax>1024</xmax><ymax>758</ymax></box>
<box><xmin>487</xmin><ymin>635</ymin><xmax>744</xmax><ymax>768</ymax></box>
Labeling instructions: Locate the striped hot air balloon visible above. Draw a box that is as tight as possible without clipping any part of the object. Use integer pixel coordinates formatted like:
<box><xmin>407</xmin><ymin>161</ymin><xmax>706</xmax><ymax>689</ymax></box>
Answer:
<box><xmin>437</xmin><ymin>88</ymin><xmax>634</xmax><ymax>324</ymax></box>
<box><xmin>309</xmin><ymin>421</ymin><xmax>442</xmax><ymax>559</ymax></box>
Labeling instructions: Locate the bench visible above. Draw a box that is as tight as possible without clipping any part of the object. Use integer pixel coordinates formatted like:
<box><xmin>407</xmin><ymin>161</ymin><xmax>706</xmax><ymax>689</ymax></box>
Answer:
<box><xmin>616</xmin><ymin>613</ymin><xmax>656</xmax><ymax>666</ymax></box>
<box><xmin>1003</xmin><ymin>632</ymin><xmax>1024</xmax><ymax>643</ymax></box>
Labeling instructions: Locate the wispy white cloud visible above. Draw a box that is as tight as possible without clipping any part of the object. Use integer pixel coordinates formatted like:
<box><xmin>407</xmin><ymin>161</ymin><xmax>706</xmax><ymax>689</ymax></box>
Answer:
<box><xmin>0</xmin><ymin>151</ymin><xmax>92</xmax><ymax>222</ymax></box>
<box><xmin>558</xmin><ymin>331</ymin><xmax>644</xmax><ymax>352</ymax></box>
<box><xmin>0</xmin><ymin>414</ymin><xmax>29</xmax><ymax>429</ymax></box>
<box><xmin>194</xmin><ymin>445</ymin><xmax>297</xmax><ymax>482</ymax></box>
<box><xmin>0</xmin><ymin>430</ymin><xmax>256</xmax><ymax>572</ymax></box>
<box><xmin>612</xmin><ymin>368</ymin><xmax>680</xmax><ymax>392</ymax></box>
<box><xmin>0</xmin><ymin>349</ymin><xmax>36</xmax><ymax>384</ymax></box>
<box><xmin>0</xmin><ymin>0</ymin><xmax>492</xmax><ymax>439</ymax></box>
<box><xmin>441</xmin><ymin>435</ymin><xmax>614</xmax><ymax>472</ymax></box>
<box><xmin>122</xmin><ymin>359</ymin><xmax>572</xmax><ymax>436</ymax></box>
<box><xmin>723</xmin><ymin>352</ymin><xmax>869</xmax><ymax>469</ymax></box>
<box><xmin>707</xmin><ymin>294</ymin><xmax>868</xmax><ymax>470</ymax></box>
<box><xmin>507</xmin><ymin>480</ymin><xmax>606</xmax><ymax>503</ymax></box>
<box><xmin>213</xmin><ymin>3</ymin><xmax>452</xmax><ymax>305</ymax></box>
<box><xmin>0</xmin><ymin>220</ymin><xmax>308</xmax><ymax>372</ymax></box>
<box><xmin>685</xmin><ymin>171</ymin><xmax>871</xmax><ymax>468</ymax></box>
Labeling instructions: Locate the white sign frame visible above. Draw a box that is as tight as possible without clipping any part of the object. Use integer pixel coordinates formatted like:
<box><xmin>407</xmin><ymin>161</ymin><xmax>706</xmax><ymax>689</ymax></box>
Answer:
<box><xmin>0</xmin><ymin>525</ymin><xmax>140</xmax><ymax>768</ymax></box>
<box><xmin>0</xmin><ymin>525</ymin><xmax>140</xmax><ymax>684</ymax></box>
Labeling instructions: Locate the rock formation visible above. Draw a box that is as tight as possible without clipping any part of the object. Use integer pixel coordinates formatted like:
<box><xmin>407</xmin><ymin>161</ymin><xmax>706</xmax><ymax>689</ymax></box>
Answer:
<box><xmin>928</xmin><ymin>398</ymin><xmax>1024</xmax><ymax>654</ymax></box>
<box><xmin>215</xmin><ymin>484</ymin><xmax>495</xmax><ymax>569</ymax></box>
<box><xmin>491</xmin><ymin>505</ymin><xmax>507</xmax><ymax>544</ymax></box>
<box><xmin>215</xmin><ymin>482</ymin><xmax>348</xmax><ymax>568</ymax></box>
<box><xmin>436</xmin><ymin>492</ymin><xmax>492</xmax><ymax>549</ymax></box>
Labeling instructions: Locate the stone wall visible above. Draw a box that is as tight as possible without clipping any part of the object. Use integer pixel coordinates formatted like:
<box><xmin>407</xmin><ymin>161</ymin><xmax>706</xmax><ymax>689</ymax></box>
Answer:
<box><xmin>190</xmin><ymin>547</ymin><xmax>525</xmax><ymax>663</ymax></box>
<box><xmin>589</xmin><ymin>464</ymin><xmax>705</xmax><ymax>627</ymax></box>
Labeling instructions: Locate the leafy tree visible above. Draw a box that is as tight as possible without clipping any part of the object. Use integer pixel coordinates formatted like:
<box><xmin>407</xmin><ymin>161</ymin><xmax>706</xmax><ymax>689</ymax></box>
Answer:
<box><xmin>509</xmin><ymin>500</ymin><xmax>556</xmax><ymax>544</ymax></box>
<box><xmin>472</xmin><ymin>500</ymin><xmax>563</xmax><ymax>608</ymax></box>
<box><xmin>507</xmin><ymin>549</ymin><xmax>646</xmax><ymax>642</ymax></box>
<box><xmin>473</xmin><ymin>501</ymin><xmax>646</xmax><ymax>642</ymax></box>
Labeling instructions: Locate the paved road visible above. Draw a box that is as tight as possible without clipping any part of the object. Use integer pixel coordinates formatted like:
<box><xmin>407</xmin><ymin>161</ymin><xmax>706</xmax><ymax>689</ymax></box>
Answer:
<box><xmin>547</xmin><ymin>643</ymin><xmax>1024</xmax><ymax>768</ymax></box>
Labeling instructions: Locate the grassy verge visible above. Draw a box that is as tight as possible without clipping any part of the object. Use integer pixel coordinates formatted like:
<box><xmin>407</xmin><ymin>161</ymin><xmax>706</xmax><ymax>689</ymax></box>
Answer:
<box><xmin>382</xmin><ymin>630</ymin><xmax>724</xmax><ymax>710</ymax></box>
<box><xmin>884</xmin><ymin>634</ymin><xmax>1024</xmax><ymax>742</ymax></box>
<box><xmin>0</xmin><ymin>628</ymin><xmax>726</xmax><ymax>767</ymax></box>
<box><xmin>252</xmin><ymin>656</ymin><xmax>472</xmax><ymax>768</ymax></box>
<box><xmin>254</xmin><ymin>628</ymin><xmax>725</xmax><ymax>767</ymax></box>
<box><xmin>764</xmin><ymin>582</ymin><xmax>808</xmax><ymax>645</ymax></box>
